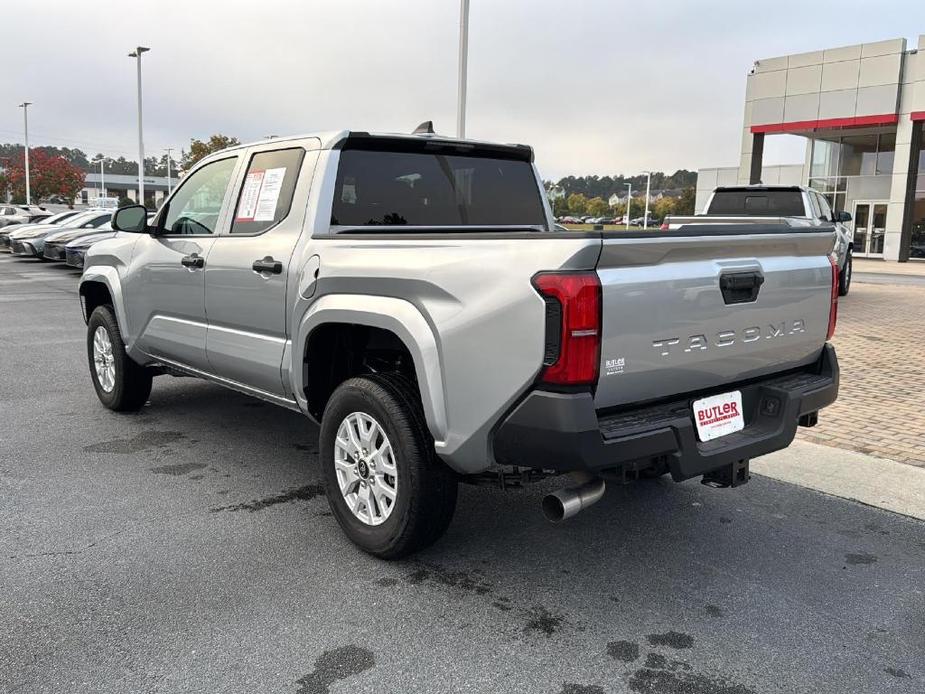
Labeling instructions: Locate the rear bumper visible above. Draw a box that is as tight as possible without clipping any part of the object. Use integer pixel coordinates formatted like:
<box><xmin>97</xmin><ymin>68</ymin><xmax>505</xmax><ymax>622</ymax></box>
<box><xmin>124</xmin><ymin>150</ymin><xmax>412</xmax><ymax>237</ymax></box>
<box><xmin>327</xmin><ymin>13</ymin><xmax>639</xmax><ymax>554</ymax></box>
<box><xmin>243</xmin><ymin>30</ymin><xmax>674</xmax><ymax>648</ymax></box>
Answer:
<box><xmin>492</xmin><ymin>344</ymin><xmax>839</xmax><ymax>481</ymax></box>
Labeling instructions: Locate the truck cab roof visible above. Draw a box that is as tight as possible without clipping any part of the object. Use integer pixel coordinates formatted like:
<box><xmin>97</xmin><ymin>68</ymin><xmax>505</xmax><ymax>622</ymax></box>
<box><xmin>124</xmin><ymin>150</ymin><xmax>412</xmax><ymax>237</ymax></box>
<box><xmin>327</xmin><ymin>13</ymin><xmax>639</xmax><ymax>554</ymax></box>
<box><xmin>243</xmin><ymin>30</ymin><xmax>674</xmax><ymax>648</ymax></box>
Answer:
<box><xmin>222</xmin><ymin>130</ymin><xmax>534</xmax><ymax>161</ymax></box>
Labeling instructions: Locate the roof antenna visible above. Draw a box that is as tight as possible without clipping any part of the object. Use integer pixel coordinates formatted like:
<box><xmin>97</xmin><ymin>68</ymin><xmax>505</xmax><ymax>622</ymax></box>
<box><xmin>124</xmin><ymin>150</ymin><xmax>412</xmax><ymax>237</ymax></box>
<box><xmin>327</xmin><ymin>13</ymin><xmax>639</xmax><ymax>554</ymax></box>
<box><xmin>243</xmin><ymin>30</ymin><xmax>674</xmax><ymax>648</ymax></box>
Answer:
<box><xmin>412</xmin><ymin>120</ymin><xmax>435</xmax><ymax>135</ymax></box>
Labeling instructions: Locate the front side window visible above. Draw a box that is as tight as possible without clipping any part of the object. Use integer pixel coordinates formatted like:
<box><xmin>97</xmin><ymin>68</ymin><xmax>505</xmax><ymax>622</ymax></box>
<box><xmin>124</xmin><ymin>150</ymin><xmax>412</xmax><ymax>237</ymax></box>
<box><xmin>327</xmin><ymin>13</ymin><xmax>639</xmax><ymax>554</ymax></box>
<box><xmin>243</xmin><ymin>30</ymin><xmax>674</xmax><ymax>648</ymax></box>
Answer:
<box><xmin>160</xmin><ymin>157</ymin><xmax>237</xmax><ymax>235</ymax></box>
<box><xmin>230</xmin><ymin>148</ymin><xmax>304</xmax><ymax>234</ymax></box>
<box><xmin>331</xmin><ymin>147</ymin><xmax>546</xmax><ymax>227</ymax></box>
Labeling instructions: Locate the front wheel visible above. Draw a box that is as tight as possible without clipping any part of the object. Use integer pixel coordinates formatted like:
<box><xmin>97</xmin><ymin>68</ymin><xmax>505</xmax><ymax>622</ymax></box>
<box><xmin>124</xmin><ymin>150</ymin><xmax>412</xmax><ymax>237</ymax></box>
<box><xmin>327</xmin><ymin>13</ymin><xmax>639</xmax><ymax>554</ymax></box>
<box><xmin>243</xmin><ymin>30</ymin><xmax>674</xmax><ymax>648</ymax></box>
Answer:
<box><xmin>839</xmin><ymin>251</ymin><xmax>852</xmax><ymax>296</ymax></box>
<box><xmin>320</xmin><ymin>374</ymin><xmax>457</xmax><ymax>559</ymax></box>
<box><xmin>86</xmin><ymin>305</ymin><xmax>153</xmax><ymax>411</ymax></box>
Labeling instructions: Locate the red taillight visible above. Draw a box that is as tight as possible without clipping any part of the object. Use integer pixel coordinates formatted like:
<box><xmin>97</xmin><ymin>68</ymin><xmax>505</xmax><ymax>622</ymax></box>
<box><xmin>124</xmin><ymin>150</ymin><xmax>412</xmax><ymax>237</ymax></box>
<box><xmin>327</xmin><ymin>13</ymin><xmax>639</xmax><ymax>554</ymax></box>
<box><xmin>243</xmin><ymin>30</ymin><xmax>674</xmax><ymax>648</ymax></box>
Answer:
<box><xmin>532</xmin><ymin>272</ymin><xmax>601</xmax><ymax>386</ymax></box>
<box><xmin>659</xmin><ymin>222</ymin><xmax>669</xmax><ymax>231</ymax></box>
<box><xmin>827</xmin><ymin>255</ymin><xmax>839</xmax><ymax>340</ymax></box>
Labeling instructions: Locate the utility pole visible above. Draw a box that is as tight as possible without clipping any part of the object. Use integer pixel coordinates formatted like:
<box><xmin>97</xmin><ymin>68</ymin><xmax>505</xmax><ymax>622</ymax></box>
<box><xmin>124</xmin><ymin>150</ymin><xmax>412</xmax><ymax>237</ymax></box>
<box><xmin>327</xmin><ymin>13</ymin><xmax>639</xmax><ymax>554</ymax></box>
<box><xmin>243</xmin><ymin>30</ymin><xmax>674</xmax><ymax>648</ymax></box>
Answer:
<box><xmin>164</xmin><ymin>147</ymin><xmax>173</xmax><ymax>195</ymax></box>
<box><xmin>457</xmin><ymin>0</ymin><xmax>470</xmax><ymax>138</ymax></box>
<box><xmin>98</xmin><ymin>157</ymin><xmax>107</xmax><ymax>201</ymax></box>
<box><xmin>128</xmin><ymin>46</ymin><xmax>150</xmax><ymax>204</ymax></box>
<box><xmin>18</xmin><ymin>102</ymin><xmax>31</xmax><ymax>205</ymax></box>
<box><xmin>643</xmin><ymin>171</ymin><xmax>652</xmax><ymax>229</ymax></box>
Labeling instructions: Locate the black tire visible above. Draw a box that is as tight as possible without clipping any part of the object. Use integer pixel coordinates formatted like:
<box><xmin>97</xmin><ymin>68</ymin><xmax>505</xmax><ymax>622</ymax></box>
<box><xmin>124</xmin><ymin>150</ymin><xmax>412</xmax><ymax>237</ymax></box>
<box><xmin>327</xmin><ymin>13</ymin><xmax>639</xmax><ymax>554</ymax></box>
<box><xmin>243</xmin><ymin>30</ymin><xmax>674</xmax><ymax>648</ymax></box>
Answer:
<box><xmin>320</xmin><ymin>373</ymin><xmax>458</xmax><ymax>559</ymax></box>
<box><xmin>86</xmin><ymin>305</ymin><xmax>153</xmax><ymax>412</ymax></box>
<box><xmin>839</xmin><ymin>251</ymin><xmax>852</xmax><ymax>297</ymax></box>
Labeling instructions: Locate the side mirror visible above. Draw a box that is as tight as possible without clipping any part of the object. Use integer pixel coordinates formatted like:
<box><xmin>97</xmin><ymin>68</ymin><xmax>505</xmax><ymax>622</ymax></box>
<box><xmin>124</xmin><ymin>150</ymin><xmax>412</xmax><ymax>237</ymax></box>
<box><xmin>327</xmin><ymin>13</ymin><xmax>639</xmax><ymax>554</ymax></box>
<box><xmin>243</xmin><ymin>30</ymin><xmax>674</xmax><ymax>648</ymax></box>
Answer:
<box><xmin>112</xmin><ymin>205</ymin><xmax>148</xmax><ymax>233</ymax></box>
<box><xmin>836</xmin><ymin>211</ymin><xmax>852</xmax><ymax>223</ymax></box>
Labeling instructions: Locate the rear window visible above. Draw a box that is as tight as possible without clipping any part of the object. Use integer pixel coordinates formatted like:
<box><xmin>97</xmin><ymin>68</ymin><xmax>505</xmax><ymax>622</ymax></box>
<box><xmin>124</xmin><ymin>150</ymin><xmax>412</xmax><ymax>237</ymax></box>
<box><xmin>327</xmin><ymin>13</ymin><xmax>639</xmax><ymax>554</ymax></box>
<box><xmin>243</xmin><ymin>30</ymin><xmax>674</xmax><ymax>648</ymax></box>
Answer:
<box><xmin>331</xmin><ymin>148</ymin><xmax>546</xmax><ymax>227</ymax></box>
<box><xmin>707</xmin><ymin>190</ymin><xmax>806</xmax><ymax>217</ymax></box>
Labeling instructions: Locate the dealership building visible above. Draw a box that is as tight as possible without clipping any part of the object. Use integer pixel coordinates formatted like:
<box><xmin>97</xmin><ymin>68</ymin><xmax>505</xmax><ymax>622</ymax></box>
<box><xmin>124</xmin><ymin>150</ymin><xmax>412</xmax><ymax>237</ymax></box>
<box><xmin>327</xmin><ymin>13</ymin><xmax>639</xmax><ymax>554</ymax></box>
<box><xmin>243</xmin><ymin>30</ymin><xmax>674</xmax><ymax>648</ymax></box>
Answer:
<box><xmin>697</xmin><ymin>35</ymin><xmax>925</xmax><ymax>262</ymax></box>
<box><xmin>79</xmin><ymin>173</ymin><xmax>171</xmax><ymax>207</ymax></box>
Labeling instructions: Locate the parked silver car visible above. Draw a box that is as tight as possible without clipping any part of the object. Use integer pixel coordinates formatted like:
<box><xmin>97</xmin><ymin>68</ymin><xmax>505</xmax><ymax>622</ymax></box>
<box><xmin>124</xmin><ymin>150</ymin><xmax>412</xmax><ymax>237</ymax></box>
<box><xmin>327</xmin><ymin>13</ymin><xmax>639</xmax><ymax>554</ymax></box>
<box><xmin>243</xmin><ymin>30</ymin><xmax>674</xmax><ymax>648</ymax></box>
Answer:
<box><xmin>9</xmin><ymin>210</ymin><xmax>112</xmax><ymax>258</ymax></box>
<box><xmin>0</xmin><ymin>209</ymin><xmax>83</xmax><ymax>251</ymax></box>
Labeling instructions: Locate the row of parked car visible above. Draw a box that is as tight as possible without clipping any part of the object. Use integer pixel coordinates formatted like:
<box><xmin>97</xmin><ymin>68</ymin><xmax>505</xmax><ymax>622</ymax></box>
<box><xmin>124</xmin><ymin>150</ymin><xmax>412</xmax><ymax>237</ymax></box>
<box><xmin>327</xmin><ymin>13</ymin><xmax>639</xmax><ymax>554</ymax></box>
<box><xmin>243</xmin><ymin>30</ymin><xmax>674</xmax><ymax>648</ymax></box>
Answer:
<box><xmin>556</xmin><ymin>214</ymin><xmax>660</xmax><ymax>226</ymax></box>
<box><xmin>0</xmin><ymin>208</ymin><xmax>117</xmax><ymax>268</ymax></box>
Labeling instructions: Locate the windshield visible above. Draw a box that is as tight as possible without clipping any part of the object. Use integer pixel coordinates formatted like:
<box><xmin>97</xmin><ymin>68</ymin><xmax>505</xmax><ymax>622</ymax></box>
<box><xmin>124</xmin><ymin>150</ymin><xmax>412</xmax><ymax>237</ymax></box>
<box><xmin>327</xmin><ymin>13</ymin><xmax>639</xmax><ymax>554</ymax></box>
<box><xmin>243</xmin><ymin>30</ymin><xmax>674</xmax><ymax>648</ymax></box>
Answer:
<box><xmin>331</xmin><ymin>147</ymin><xmax>546</xmax><ymax>228</ymax></box>
<box><xmin>707</xmin><ymin>190</ymin><xmax>806</xmax><ymax>217</ymax></box>
<box><xmin>43</xmin><ymin>211</ymin><xmax>81</xmax><ymax>225</ymax></box>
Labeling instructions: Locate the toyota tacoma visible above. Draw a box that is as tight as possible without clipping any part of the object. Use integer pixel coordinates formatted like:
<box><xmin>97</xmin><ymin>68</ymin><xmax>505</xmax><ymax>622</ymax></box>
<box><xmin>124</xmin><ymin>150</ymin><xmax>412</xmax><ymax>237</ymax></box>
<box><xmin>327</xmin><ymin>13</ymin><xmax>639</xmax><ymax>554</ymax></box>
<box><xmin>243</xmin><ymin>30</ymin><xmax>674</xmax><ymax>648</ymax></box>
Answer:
<box><xmin>78</xmin><ymin>128</ymin><xmax>840</xmax><ymax>558</ymax></box>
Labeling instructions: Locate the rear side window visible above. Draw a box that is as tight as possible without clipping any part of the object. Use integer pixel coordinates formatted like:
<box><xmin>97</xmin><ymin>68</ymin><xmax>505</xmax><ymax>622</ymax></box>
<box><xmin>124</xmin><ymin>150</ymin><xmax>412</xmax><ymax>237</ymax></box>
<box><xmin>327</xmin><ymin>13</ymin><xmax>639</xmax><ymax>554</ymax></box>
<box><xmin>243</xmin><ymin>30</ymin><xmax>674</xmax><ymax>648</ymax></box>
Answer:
<box><xmin>707</xmin><ymin>190</ymin><xmax>806</xmax><ymax>216</ymax></box>
<box><xmin>331</xmin><ymin>149</ymin><xmax>546</xmax><ymax>227</ymax></box>
<box><xmin>231</xmin><ymin>148</ymin><xmax>304</xmax><ymax>234</ymax></box>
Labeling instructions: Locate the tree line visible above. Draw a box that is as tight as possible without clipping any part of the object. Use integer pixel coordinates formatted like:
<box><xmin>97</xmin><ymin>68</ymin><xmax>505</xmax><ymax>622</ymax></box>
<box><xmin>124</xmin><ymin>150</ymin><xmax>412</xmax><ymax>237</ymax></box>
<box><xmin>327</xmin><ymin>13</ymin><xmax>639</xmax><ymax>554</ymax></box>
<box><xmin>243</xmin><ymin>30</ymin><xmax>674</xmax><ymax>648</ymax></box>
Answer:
<box><xmin>550</xmin><ymin>170</ymin><xmax>697</xmax><ymax>200</ymax></box>
<box><xmin>550</xmin><ymin>189</ymin><xmax>696</xmax><ymax>219</ymax></box>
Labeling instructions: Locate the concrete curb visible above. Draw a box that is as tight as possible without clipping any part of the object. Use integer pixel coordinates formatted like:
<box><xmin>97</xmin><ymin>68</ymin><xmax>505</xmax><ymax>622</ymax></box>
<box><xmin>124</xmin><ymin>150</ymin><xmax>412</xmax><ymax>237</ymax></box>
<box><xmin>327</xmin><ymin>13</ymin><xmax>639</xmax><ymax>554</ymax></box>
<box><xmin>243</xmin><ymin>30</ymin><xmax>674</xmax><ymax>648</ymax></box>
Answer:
<box><xmin>754</xmin><ymin>440</ymin><xmax>925</xmax><ymax>521</ymax></box>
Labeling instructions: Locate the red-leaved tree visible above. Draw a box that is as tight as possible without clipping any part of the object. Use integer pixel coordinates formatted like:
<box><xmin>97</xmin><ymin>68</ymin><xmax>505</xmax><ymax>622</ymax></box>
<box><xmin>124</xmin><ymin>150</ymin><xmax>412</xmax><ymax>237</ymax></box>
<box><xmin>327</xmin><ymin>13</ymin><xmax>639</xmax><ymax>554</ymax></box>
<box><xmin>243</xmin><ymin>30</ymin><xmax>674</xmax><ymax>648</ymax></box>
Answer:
<box><xmin>3</xmin><ymin>149</ymin><xmax>86</xmax><ymax>203</ymax></box>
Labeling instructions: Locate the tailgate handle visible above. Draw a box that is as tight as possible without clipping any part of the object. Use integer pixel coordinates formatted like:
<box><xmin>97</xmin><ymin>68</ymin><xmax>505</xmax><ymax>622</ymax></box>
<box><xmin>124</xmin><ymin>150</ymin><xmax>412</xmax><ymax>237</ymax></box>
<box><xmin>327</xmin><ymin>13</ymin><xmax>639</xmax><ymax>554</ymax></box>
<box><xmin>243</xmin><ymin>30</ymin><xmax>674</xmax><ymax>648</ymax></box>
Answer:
<box><xmin>719</xmin><ymin>272</ymin><xmax>764</xmax><ymax>304</ymax></box>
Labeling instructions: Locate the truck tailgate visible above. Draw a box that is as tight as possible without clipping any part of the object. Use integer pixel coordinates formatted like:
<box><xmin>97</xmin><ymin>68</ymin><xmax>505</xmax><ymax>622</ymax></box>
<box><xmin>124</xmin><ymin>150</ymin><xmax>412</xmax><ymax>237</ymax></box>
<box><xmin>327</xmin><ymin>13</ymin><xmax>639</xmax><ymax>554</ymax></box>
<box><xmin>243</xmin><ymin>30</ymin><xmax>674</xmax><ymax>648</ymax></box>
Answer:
<box><xmin>593</xmin><ymin>227</ymin><xmax>835</xmax><ymax>410</ymax></box>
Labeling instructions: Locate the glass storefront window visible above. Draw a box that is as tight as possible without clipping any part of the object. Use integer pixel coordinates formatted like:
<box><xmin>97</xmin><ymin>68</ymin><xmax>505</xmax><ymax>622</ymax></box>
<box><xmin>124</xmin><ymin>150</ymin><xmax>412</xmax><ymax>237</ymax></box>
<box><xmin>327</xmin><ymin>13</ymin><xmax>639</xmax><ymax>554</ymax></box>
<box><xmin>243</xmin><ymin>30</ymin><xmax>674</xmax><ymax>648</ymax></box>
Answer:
<box><xmin>876</xmin><ymin>133</ymin><xmax>895</xmax><ymax>175</ymax></box>
<box><xmin>840</xmin><ymin>134</ymin><xmax>878</xmax><ymax>176</ymax></box>
<box><xmin>810</xmin><ymin>138</ymin><xmax>839</xmax><ymax>178</ymax></box>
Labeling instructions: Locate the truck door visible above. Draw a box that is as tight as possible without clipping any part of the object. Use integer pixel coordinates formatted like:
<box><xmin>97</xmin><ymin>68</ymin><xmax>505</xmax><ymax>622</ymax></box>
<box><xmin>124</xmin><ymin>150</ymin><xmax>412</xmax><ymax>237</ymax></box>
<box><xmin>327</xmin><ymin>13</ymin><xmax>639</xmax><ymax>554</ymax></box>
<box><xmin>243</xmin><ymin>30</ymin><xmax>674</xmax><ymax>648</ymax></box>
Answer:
<box><xmin>204</xmin><ymin>146</ymin><xmax>317</xmax><ymax>397</ymax></box>
<box><xmin>125</xmin><ymin>155</ymin><xmax>240</xmax><ymax>371</ymax></box>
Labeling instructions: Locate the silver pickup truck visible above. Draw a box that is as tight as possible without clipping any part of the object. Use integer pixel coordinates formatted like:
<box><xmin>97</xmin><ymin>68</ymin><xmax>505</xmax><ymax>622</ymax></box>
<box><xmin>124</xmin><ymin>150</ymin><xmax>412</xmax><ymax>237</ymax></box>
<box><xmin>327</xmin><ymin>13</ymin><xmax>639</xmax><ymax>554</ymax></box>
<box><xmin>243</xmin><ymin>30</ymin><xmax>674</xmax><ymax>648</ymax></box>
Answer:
<box><xmin>664</xmin><ymin>185</ymin><xmax>854</xmax><ymax>296</ymax></box>
<box><xmin>79</xmin><ymin>130</ymin><xmax>840</xmax><ymax>558</ymax></box>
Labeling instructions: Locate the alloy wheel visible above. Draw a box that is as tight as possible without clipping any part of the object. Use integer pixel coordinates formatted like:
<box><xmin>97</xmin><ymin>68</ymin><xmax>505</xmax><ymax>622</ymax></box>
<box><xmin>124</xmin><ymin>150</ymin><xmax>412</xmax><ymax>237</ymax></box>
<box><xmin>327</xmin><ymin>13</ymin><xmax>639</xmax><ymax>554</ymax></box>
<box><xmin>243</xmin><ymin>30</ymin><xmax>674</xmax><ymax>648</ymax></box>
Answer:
<box><xmin>92</xmin><ymin>326</ymin><xmax>116</xmax><ymax>393</ymax></box>
<box><xmin>333</xmin><ymin>412</ymin><xmax>398</xmax><ymax>526</ymax></box>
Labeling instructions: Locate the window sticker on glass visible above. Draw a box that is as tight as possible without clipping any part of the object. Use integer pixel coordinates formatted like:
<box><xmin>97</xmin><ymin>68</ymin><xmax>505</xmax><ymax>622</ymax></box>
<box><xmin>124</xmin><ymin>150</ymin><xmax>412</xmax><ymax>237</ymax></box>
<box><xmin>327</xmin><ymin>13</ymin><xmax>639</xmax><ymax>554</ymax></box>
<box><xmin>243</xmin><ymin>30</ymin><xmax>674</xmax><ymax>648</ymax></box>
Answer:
<box><xmin>253</xmin><ymin>167</ymin><xmax>286</xmax><ymax>221</ymax></box>
<box><xmin>237</xmin><ymin>169</ymin><xmax>265</xmax><ymax>222</ymax></box>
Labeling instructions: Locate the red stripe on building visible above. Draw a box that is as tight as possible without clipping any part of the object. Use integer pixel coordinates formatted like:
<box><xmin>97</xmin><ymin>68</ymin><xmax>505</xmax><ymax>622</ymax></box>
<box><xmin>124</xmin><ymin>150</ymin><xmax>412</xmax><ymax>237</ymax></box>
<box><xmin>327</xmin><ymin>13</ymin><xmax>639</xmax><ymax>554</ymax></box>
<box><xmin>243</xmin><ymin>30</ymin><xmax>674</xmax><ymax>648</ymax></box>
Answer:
<box><xmin>911</xmin><ymin>111</ymin><xmax>925</xmax><ymax>122</ymax></box>
<box><xmin>751</xmin><ymin>113</ymin><xmax>899</xmax><ymax>134</ymax></box>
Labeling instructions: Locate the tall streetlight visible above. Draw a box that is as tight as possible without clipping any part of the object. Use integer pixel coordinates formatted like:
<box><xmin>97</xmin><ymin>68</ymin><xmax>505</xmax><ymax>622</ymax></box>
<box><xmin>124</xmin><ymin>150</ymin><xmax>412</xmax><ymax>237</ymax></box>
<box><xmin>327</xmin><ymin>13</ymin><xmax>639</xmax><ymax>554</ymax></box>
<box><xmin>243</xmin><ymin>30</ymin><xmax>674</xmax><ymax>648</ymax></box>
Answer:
<box><xmin>18</xmin><ymin>102</ymin><xmax>31</xmax><ymax>205</ymax></box>
<box><xmin>642</xmin><ymin>171</ymin><xmax>652</xmax><ymax>229</ymax></box>
<box><xmin>457</xmin><ymin>0</ymin><xmax>470</xmax><ymax>138</ymax></box>
<box><xmin>623</xmin><ymin>182</ymin><xmax>632</xmax><ymax>227</ymax></box>
<box><xmin>164</xmin><ymin>147</ymin><xmax>173</xmax><ymax>195</ymax></box>
<box><xmin>94</xmin><ymin>156</ymin><xmax>112</xmax><ymax>203</ymax></box>
<box><xmin>128</xmin><ymin>46</ymin><xmax>150</xmax><ymax>205</ymax></box>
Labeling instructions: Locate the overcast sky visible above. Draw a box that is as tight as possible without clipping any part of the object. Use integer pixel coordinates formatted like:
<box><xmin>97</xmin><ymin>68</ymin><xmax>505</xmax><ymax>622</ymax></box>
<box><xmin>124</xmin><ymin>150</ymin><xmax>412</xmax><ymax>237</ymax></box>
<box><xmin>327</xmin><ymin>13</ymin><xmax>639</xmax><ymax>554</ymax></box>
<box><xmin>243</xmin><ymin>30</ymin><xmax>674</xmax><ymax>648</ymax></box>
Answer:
<box><xmin>1</xmin><ymin>0</ymin><xmax>923</xmax><ymax>180</ymax></box>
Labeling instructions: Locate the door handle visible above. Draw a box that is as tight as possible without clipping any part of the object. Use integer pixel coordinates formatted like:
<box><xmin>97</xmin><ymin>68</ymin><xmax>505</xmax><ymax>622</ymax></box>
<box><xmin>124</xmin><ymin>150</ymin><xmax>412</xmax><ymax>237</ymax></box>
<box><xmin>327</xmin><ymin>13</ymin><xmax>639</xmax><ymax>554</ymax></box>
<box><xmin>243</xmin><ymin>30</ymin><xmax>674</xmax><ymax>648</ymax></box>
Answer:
<box><xmin>252</xmin><ymin>256</ymin><xmax>283</xmax><ymax>274</ymax></box>
<box><xmin>181</xmin><ymin>253</ymin><xmax>205</xmax><ymax>269</ymax></box>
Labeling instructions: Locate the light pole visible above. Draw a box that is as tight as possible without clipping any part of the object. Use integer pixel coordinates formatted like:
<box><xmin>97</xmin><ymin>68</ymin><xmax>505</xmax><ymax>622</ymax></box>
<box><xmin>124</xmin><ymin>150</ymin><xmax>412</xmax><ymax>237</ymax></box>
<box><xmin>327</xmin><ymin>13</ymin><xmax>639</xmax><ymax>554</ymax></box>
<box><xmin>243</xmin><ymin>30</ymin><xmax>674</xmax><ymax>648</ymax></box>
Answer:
<box><xmin>623</xmin><ymin>183</ymin><xmax>632</xmax><ymax>227</ymax></box>
<box><xmin>457</xmin><ymin>0</ymin><xmax>469</xmax><ymax>138</ymax></box>
<box><xmin>94</xmin><ymin>156</ymin><xmax>111</xmax><ymax>203</ymax></box>
<box><xmin>18</xmin><ymin>102</ymin><xmax>31</xmax><ymax>205</ymax></box>
<box><xmin>642</xmin><ymin>171</ymin><xmax>652</xmax><ymax>229</ymax></box>
<box><xmin>128</xmin><ymin>46</ymin><xmax>150</xmax><ymax>205</ymax></box>
<box><xmin>164</xmin><ymin>147</ymin><xmax>173</xmax><ymax>195</ymax></box>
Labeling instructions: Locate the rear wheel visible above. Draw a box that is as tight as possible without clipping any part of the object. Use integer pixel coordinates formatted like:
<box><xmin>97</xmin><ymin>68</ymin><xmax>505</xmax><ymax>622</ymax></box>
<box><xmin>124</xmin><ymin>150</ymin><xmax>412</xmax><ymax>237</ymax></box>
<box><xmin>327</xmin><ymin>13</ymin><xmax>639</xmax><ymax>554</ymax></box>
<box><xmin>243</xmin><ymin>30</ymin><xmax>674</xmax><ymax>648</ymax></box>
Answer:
<box><xmin>320</xmin><ymin>373</ymin><xmax>457</xmax><ymax>559</ymax></box>
<box><xmin>86</xmin><ymin>305</ymin><xmax>153</xmax><ymax>411</ymax></box>
<box><xmin>839</xmin><ymin>251</ymin><xmax>852</xmax><ymax>296</ymax></box>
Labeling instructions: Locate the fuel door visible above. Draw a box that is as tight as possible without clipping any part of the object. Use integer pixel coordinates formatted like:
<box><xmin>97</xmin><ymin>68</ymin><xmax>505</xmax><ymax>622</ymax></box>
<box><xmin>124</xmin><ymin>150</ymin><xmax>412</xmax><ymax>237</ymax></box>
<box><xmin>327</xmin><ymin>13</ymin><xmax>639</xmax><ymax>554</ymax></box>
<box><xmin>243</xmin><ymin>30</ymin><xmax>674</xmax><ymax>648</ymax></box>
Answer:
<box><xmin>299</xmin><ymin>254</ymin><xmax>321</xmax><ymax>299</ymax></box>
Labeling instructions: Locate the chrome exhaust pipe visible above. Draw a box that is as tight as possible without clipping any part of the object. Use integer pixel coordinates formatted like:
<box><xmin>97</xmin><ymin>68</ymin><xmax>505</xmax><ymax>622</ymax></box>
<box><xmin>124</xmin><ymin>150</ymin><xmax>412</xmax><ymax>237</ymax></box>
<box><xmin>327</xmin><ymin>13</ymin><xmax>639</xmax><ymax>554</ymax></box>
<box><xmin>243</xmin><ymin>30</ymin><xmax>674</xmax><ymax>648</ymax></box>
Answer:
<box><xmin>542</xmin><ymin>474</ymin><xmax>606</xmax><ymax>522</ymax></box>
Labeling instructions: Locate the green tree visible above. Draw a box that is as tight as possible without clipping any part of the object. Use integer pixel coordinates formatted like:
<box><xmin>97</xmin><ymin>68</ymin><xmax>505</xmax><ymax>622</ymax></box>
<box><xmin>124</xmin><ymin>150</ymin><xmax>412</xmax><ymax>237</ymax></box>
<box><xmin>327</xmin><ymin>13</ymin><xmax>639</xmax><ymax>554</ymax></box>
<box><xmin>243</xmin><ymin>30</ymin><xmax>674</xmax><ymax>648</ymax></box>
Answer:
<box><xmin>587</xmin><ymin>196</ymin><xmax>608</xmax><ymax>217</ymax></box>
<box><xmin>653</xmin><ymin>196</ymin><xmax>677</xmax><ymax>221</ymax></box>
<box><xmin>567</xmin><ymin>193</ymin><xmax>588</xmax><ymax>215</ymax></box>
<box><xmin>676</xmin><ymin>186</ymin><xmax>696</xmax><ymax>215</ymax></box>
<box><xmin>180</xmin><ymin>134</ymin><xmax>240</xmax><ymax>171</ymax></box>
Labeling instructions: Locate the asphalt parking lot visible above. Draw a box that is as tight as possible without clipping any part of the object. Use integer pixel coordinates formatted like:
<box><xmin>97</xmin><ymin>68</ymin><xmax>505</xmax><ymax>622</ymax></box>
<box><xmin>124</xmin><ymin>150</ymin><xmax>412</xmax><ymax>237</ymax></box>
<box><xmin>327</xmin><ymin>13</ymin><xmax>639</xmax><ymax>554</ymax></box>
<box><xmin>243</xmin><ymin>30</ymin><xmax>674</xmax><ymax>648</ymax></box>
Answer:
<box><xmin>1</xmin><ymin>255</ymin><xmax>923</xmax><ymax>694</ymax></box>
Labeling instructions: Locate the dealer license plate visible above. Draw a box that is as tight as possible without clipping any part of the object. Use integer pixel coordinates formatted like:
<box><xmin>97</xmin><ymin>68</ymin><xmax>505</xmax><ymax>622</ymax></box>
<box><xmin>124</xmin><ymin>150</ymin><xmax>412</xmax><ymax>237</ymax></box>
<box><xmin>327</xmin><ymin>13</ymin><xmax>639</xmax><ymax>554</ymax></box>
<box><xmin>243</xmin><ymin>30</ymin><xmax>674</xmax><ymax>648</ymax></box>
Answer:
<box><xmin>693</xmin><ymin>391</ymin><xmax>744</xmax><ymax>442</ymax></box>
